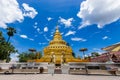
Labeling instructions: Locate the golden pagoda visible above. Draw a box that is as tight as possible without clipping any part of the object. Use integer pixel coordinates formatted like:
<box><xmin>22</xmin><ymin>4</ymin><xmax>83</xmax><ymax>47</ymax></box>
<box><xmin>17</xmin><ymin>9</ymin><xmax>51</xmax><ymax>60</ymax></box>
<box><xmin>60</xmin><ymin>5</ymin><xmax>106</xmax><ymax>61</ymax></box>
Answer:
<box><xmin>35</xmin><ymin>26</ymin><xmax>89</xmax><ymax>64</ymax></box>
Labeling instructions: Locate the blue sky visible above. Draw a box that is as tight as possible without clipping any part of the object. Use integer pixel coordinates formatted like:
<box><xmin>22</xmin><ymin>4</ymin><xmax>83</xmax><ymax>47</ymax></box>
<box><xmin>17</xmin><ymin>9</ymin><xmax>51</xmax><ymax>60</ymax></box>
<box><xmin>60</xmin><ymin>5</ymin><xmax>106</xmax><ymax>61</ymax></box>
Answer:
<box><xmin>0</xmin><ymin>0</ymin><xmax>120</xmax><ymax>61</ymax></box>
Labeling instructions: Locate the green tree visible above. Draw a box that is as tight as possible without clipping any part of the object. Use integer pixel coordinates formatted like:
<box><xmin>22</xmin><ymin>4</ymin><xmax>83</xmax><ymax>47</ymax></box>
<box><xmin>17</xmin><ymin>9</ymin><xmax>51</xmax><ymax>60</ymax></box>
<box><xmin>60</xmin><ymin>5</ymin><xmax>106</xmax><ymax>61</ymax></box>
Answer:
<box><xmin>18</xmin><ymin>51</ymin><xmax>42</xmax><ymax>62</ymax></box>
<box><xmin>0</xmin><ymin>31</ymin><xmax>17</xmax><ymax>62</ymax></box>
<box><xmin>0</xmin><ymin>32</ymin><xmax>5</xmax><ymax>43</ymax></box>
<box><xmin>91</xmin><ymin>52</ymin><xmax>100</xmax><ymax>57</ymax></box>
<box><xmin>6</xmin><ymin>27</ymin><xmax>16</xmax><ymax>43</ymax></box>
<box><xmin>79</xmin><ymin>48</ymin><xmax>88</xmax><ymax>59</ymax></box>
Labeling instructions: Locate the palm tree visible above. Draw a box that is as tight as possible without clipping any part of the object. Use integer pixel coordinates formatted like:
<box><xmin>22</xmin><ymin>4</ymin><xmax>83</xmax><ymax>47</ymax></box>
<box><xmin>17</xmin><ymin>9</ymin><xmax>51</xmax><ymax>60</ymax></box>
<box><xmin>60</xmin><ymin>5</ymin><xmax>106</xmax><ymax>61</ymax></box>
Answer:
<box><xmin>0</xmin><ymin>31</ymin><xmax>5</xmax><ymax>43</ymax></box>
<box><xmin>6</xmin><ymin>27</ymin><xmax>16</xmax><ymax>43</ymax></box>
<box><xmin>79</xmin><ymin>48</ymin><xmax>88</xmax><ymax>59</ymax></box>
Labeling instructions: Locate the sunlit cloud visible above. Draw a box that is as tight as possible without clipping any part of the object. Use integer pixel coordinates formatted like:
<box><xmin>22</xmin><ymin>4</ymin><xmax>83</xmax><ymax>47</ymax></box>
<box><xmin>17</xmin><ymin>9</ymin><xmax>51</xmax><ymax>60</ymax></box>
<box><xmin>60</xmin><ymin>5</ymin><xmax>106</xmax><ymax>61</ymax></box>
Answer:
<box><xmin>71</xmin><ymin>37</ymin><xmax>87</xmax><ymax>42</ymax></box>
<box><xmin>77</xmin><ymin>0</ymin><xmax>120</xmax><ymax>29</ymax></box>
<box><xmin>20</xmin><ymin>34</ymin><xmax>34</xmax><ymax>41</ymax></box>
<box><xmin>47</xmin><ymin>17</ymin><xmax>53</xmax><ymax>21</ymax></box>
<box><xmin>102</xmin><ymin>36</ymin><xmax>110</xmax><ymax>40</ymax></box>
<box><xmin>65</xmin><ymin>30</ymin><xmax>76</xmax><ymax>36</ymax></box>
<box><xmin>0</xmin><ymin>0</ymin><xmax>38</xmax><ymax>29</ymax></box>
<box><xmin>44</xmin><ymin>27</ymin><xmax>48</xmax><ymax>32</ymax></box>
<box><xmin>59</xmin><ymin>17</ymin><xmax>74</xmax><ymax>28</ymax></box>
<box><xmin>22</xmin><ymin>3</ymin><xmax>38</xmax><ymax>19</ymax></box>
<box><xmin>20</xmin><ymin>35</ymin><xmax>28</xmax><ymax>39</ymax></box>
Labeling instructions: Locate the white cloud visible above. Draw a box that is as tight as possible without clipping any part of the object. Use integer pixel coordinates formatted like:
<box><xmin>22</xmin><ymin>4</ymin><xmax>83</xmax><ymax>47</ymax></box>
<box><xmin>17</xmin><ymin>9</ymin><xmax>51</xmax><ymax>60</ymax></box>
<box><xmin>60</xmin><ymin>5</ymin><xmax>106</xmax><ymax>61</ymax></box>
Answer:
<box><xmin>20</xmin><ymin>34</ymin><xmax>34</xmax><ymax>41</ymax></box>
<box><xmin>65</xmin><ymin>30</ymin><xmax>76</xmax><ymax>36</ymax></box>
<box><xmin>29</xmin><ymin>38</ymin><xmax>34</xmax><ymax>41</ymax></box>
<box><xmin>0</xmin><ymin>0</ymin><xmax>38</xmax><ymax>29</ymax></box>
<box><xmin>37</xmin><ymin>28</ymin><xmax>40</xmax><ymax>32</ymax></box>
<box><xmin>33</xmin><ymin>22</ymin><xmax>42</xmax><ymax>34</ymax></box>
<box><xmin>33</xmin><ymin>25</ymin><xmax>37</xmax><ymax>29</ymax></box>
<box><xmin>102</xmin><ymin>36</ymin><xmax>109</xmax><ymax>40</ymax></box>
<box><xmin>39</xmin><ymin>42</ymin><xmax>47</xmax><ymax>45</ymax></box>
<box><xmin>71</xmin><ymin>37</ymin><xmax>87</xmax><ymax>42</ymax></box>
<box><xmin>37</xmin><ymin>28</ymin><xmax>42</xmax><ymax>34</ymax></box>
<box><xmin>44</xmin><ymin>27</ymin><xmax>48</xmax><ymax>32</ymax></box>
<box><xmin>10</xmin><ymin>53</ymin><xmax>19</xmax><ymax>62</ymax></box>
<box><xmin>77</xmin><ymin>0</ymin><xmax>120</xmax><ymax>29</ymax></box>
<box><xmin>92</xmin><ymin>48</ymin><xmax>105</xmax><ymax>54</ymax></box>
<box><xmin>51</xmin><ymin>34</ymin><xmax>53</xmax><ymax>37</ymax></box>
<box><xmin>61</xmin><ymin>32</ymin><xmax>64</xmax><ymax>35</ymax></box>
<box><xmin>20</xmin><ymin>35</ymin><xmax>28</xmax><ymax>39</ymax></box>
<box><xmin>22</xmin><ymin>3</ymin><xmax>38</xmax><ymax>19</ymax></box>
<box><xmin>35</xmin><ymin>22</ymin><xmax>38</xmax><ymax>25</ymax></box>
<box><xmin>47</xmin><ymin>17</ymin><xmax>52</xmax><ymax>21</ymax></box>
<box><xmin>44</xmin><ymin>35</ymin><xmax>50</xmax><ymax>41</ymax></box>
<box><xmin>0</xmin><ymin>0</ymin><xmax>23</xmax><ymax>28</ymax></box>
<box><xmin>33</xmin><ymin>22</ymin><xmax>38</xmax><ymax>28</ymax></box>
<box><xmin>59</xmin><ymin>17</ymin><xmax>74</xmax><ymax>27</ymax></box>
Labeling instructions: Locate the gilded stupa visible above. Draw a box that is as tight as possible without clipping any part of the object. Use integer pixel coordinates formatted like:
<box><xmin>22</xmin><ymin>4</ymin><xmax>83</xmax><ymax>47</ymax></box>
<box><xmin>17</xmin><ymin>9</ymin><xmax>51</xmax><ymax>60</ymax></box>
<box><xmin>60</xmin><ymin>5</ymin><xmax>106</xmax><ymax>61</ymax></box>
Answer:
<box><xmin>35</xmin><ymin>26</ymin><xmax>89</xmax><ymax>64</ymax></box>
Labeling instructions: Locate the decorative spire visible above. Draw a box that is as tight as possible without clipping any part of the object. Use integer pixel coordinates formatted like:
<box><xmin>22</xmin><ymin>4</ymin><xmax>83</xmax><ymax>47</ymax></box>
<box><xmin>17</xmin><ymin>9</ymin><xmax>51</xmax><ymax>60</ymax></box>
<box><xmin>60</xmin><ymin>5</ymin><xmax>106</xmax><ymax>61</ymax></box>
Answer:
<box><xmin>56</xmin><ymin>25</ymin><xmax>59</xmax><ymax>32</ymax></box>
<box><xmin>53</xmin><ymin>25</ymin><xmax>62</xmax><ymax>40</ymax></box>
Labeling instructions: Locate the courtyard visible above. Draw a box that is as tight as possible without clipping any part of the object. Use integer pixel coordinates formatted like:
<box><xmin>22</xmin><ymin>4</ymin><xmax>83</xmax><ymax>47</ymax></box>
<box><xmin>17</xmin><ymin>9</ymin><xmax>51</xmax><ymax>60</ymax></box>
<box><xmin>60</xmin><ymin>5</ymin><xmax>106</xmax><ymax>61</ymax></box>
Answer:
<box><xmin>0</xmin><ymin>74</ymin><xmax>120</xmax><ymax>80</ymax></box>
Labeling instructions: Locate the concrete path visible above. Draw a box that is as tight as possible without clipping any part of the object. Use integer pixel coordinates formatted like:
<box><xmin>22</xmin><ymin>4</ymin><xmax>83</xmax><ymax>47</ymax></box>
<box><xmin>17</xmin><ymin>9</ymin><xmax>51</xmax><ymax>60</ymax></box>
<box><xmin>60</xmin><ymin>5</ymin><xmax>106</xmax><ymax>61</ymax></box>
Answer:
<box><xmin>0</xmin><ymin>74</ymin><xmax>120</xmax><ymax>80</ymax></box>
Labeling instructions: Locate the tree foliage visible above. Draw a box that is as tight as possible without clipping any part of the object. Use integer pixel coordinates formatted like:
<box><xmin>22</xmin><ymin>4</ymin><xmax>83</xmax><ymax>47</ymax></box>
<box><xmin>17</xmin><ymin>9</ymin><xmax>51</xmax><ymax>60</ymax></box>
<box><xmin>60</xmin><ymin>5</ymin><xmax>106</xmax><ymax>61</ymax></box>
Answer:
<box><xmin>6</xmin><ymin>27</ymin><xmax>16</xmax><ymax>43</ymax></box>
<box><xmin>18</xmin><ymin>51</ymin><xmax>42</xmax><ymax>62</ymax></box>
<box><xmin>91</xmin><ymin>52</ymin><xmax>100</xmax><ymax>57</ymax></box>
<box><xmin>0</xmin><ymin>31</ymin><xmax>17</xmax><ymax>62</ymax></box>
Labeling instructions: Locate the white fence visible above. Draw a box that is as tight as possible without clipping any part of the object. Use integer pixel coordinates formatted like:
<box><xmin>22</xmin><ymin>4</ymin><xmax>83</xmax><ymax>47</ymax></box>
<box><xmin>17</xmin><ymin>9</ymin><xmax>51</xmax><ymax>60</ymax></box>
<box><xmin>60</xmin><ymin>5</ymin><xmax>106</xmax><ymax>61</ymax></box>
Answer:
<box><xmin>0</xmin><ymin>62</ymin><xmax>120</xmax><ymax>75</ymax></box>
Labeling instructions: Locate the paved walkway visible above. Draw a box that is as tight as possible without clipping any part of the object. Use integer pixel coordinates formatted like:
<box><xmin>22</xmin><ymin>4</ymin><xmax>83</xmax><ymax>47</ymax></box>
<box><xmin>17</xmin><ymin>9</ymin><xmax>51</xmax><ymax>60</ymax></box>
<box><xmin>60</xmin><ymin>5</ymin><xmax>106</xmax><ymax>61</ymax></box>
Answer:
<box><xmin>0</xmin><ymin>74</ymin><xmax>120</xmax><ymax>80</ymax></box>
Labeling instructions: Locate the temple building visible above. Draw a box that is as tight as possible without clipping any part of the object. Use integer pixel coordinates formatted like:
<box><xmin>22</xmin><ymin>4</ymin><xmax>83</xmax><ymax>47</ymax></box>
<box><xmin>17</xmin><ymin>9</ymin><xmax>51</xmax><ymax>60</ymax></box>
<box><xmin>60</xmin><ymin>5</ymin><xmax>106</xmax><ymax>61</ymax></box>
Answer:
<box><xmin>35</xmin><ymin>26</ymin><xmax>89</xmax><ymax>64</ymax></box>
<box><xmin>91</xmin><ymin>42</ymin><xmax>120</xmax><ymax>63</ymax></box>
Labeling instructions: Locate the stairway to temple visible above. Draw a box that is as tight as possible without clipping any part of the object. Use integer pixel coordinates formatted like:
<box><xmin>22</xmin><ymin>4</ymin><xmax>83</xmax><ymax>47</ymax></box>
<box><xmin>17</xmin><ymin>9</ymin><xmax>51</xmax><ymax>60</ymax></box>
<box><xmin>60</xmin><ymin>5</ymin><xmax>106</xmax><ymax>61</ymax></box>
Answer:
<box><xmin>54</xmin><ymin>68</ymin><xmax>62</xmax><ymax>74</ymax></box>
<box><xmin>54</xmin><ymin>64</ymin><xmax>61</xmax><ymax>74</ymax></box>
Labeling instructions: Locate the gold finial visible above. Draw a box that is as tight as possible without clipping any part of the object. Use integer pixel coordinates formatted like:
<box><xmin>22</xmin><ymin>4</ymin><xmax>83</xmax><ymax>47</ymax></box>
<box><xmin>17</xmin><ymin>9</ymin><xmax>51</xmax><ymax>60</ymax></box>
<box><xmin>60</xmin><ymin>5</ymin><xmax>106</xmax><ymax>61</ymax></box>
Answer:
<box><xmin>56</xmin><ymin>25</ymin><xmax>59</xmax><ymax>32</ymax></box>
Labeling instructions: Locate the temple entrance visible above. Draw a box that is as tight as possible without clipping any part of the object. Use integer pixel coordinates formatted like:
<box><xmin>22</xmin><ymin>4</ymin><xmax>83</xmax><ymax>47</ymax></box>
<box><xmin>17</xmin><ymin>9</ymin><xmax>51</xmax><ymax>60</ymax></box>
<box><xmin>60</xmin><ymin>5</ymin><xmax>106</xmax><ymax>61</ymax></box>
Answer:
<box><xmin>55</xmin><ymin>64</ymin><xmax>61</xmax><ymax>67</ymax></box>
<box><xmin>54</xmin><ymin>64</ymin><xmax>62</xmax><ymax>74</ymax></box>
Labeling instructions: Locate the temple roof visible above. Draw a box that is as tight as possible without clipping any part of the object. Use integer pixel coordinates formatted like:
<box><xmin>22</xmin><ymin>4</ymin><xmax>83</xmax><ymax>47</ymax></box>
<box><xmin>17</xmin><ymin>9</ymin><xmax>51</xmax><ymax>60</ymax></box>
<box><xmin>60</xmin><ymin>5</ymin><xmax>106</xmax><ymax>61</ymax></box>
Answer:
<box><xmin>53</xmin><ymin>26</ymin><xmax>62</xmax><ymax>41</ymax></box>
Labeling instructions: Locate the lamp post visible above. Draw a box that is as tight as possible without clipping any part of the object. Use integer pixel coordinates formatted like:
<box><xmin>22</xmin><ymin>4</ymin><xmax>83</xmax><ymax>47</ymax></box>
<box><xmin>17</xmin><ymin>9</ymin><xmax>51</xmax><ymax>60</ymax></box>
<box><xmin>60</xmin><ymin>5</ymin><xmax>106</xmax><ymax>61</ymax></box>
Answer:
<box><xmin>79</xmin><ymin>48</ymin><xmax>88</xmax><ymax>59</ymax></box>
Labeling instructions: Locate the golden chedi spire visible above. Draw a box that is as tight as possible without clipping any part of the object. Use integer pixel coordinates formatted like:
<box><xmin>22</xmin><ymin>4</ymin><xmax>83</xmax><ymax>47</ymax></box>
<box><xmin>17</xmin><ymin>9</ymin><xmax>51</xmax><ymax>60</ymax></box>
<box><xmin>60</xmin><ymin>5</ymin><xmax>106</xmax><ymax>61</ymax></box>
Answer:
<box><xmin>53</xmin><ymin>26</ymin><xmax>62</xmax><ymax>40</ymax></box>
<box><xmin>50</xmin><ymin>26</ymin><xmax>66</xmax><ymax>45</ymax></box>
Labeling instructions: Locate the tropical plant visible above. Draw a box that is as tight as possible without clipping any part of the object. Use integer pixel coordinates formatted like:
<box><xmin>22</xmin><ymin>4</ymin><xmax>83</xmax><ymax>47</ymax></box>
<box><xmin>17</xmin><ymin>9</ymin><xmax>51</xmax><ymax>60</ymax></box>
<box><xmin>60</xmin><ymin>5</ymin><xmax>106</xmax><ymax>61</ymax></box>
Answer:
<box><xmin>79</xmin><ymin>48</ymin><xmax>88</xmax><ymax>59</ymax></box>
<box><xmin>0</xmin><ymin>32</ymin><xmax>5</xmax><ymax>43</ymax></box>
<box><xmin>18</xmin><ymin>51</ymin><xmax>42</xmax><ymax>62</ymax></box>
<box><xmin>0</xmin><ymin>31</ymin><xmax>17</xmax><ymax>62</ymax></box>
<box><xmin>6</xmin><ymin>27</ymin><xmax>16</xmax><ymax>43</ymax></box>
<box><xmin>91</xmin><ymin>52</ymin><xmax>100</xmax><ymax>57</ymax></box>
